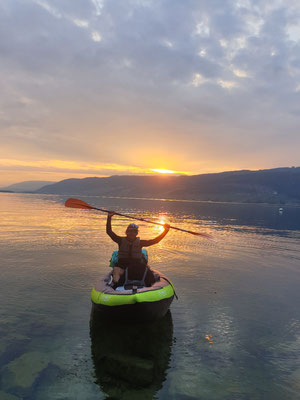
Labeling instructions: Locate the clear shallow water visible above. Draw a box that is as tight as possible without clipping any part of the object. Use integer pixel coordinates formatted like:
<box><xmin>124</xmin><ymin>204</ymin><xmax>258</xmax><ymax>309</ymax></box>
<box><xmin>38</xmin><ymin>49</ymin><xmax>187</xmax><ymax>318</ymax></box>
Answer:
<box><xmin>0</xmin><ymin>193</ymin><xmax>300</xmax><ymax>399</ymax></box>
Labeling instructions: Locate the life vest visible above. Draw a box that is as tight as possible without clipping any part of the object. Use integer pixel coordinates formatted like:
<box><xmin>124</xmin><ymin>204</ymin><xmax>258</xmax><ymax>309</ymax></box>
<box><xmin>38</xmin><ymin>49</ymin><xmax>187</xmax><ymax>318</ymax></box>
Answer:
<box><xmin>118</xmin><ymin>237</ymin><xmax>142</xmax><ymax>260</ymax></box>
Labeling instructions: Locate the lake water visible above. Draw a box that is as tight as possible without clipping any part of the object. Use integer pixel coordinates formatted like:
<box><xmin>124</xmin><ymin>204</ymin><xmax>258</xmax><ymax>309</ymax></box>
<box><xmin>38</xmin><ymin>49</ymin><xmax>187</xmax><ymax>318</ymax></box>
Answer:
<box><xmin>0</xmin><ymin>193</ymin><xmax>300</xmax><ymax>400</ymax></box>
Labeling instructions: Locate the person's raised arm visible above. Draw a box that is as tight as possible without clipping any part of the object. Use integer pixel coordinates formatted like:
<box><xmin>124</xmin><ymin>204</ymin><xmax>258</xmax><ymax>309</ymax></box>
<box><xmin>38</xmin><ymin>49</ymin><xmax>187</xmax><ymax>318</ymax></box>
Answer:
<box><xmin>106</xmin><ymin>212</ymin><xmax>122</xmax><ymax>244</ymax></box>
<box><xmin>141</xmin><ymin>224</ymin><xmax>170</xmax><ymax>247</ymax></box>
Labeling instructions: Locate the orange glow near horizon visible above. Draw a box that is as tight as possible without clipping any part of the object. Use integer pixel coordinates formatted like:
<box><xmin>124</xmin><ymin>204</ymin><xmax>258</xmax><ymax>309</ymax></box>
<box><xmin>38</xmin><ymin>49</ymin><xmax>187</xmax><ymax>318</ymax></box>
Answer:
<box><xmin>150</xmin><ymin>168</ymin><xmax>176</xmax><ymax>174</ymax></box>
<box><xmin>0</xmin><ymin>157</ymin><xmax>193</xmax><ymax>186</ymax></box>
<box><xmin>0</xmin><ymin>156</ymin><xmax>260</xmax><ymax>187</ymax></box>
<box><xmin>0</xmin><ymin>158</ymin><xmax>188</xmax><ymax>176</ymax></box>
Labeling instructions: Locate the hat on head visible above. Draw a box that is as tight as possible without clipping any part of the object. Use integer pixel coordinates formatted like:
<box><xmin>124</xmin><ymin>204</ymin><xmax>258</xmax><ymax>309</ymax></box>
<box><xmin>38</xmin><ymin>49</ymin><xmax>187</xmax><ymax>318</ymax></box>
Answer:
<box><xmin>126</xmin><ymin>223</ymin><xmax>139</xmax><ymax>231</ymax></box>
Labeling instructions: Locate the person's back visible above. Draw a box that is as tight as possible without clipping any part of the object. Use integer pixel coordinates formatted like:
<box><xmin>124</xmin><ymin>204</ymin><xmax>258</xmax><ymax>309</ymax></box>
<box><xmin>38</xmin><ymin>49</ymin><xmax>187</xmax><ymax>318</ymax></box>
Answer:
<box><xmin>106</xmin><ymin>212</ymin><xmax>170</xmax><ymax>288</ymax></box>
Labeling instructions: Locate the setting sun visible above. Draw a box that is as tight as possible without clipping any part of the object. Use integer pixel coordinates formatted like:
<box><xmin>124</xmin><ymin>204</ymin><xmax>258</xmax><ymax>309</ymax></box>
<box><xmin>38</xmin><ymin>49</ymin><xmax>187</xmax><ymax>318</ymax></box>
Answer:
<box><xmin>151</xmin><ymin>169</ymin><xmax>176</xmax><ymax>174</ymax></box>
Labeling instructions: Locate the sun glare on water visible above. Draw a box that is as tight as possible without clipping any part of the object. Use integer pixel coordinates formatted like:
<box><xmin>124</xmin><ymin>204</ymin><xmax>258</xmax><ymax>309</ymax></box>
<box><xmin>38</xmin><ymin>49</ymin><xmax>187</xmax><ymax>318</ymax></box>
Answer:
<box><xmin>157</xmin><ymin>217</ymin><xmax>166</xmax><ymax>233</ymax></box>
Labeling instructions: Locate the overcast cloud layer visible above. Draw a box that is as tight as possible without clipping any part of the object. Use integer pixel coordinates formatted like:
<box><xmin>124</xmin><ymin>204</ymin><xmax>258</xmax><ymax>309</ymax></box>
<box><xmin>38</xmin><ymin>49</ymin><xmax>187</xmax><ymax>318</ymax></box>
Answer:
<box><xmin>1</xmin><ymin>0</ymin><xmax>300</xmax><ymax>184</ymax></box>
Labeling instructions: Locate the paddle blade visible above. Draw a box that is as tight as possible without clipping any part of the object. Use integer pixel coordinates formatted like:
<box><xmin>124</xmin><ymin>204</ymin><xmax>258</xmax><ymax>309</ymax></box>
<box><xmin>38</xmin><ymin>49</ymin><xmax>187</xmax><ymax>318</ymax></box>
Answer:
<box><xmin>65</xmin><ymin>198</ymin><xmax>95</xmax><ymax>210</ymax></box>
<box><xmin>170</xmin><ymin>225</ymin><xmax>213</xmax><ymax>240</ymax></box>
<box><xmin>191</xmin><ymin>232</ymin><xmax>214</xmax><ymax>240</ymax></box>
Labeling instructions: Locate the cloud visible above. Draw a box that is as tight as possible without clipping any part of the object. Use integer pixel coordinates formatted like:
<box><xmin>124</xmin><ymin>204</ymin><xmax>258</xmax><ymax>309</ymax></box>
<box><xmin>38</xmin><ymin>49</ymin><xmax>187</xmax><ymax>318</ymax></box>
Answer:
<box><xmin>91</xmin><ymin>31</ymin><xmax>102</xmax><ymax>41</ymax></box>
<box><xmin>0</xmin><ymin>0</ymin><xmax>300</xmax><ymax>185</ymax></box>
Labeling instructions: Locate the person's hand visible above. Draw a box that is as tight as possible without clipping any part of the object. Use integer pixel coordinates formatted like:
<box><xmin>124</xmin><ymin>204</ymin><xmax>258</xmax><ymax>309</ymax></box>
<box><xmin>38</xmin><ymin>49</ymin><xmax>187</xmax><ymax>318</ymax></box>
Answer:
<box><xmin>107</xmin><ymin>211</ymin><xmax>115</xmax><ymax>217</ymax></box>
<box><xmin>164</xmin><ymin>223</ymin><xmax>170</xmax><ymax>231</ymax></box>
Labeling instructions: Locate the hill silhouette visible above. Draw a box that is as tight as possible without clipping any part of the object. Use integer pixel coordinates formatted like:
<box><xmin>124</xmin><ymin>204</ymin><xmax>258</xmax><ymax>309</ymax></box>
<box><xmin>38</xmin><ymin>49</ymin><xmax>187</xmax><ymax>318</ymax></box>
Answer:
<box><xmin>36</xmin><ymin>167</ymin><xmax>300</xmax><ymax>204</ymax></box>
<box><xmin>1</xmin><ymin>180</ymin><xmax>55</xmax><ymax>192</ymax></box>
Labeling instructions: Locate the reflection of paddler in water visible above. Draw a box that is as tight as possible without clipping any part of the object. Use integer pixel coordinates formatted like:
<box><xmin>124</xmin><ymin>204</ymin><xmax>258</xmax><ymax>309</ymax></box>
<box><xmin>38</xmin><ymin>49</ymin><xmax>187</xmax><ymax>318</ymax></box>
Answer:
<box><xmin>106</xmin><ymin>211</ymin><xmax>170</xmax><ymax>289</ymax></box>
<box><xmin>90</xmin><ymin>310</ymin><xmax>173</xmax><ymax>399</ymax></box>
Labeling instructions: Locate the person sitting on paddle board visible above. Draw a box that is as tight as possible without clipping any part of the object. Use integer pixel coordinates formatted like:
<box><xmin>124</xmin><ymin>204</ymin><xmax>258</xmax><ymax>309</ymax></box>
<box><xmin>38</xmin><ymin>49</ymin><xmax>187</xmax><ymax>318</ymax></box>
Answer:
<box><xmin>106</xmin><ymin>212</ymin><xmax>170</xmax><ymax>288</ymax></box>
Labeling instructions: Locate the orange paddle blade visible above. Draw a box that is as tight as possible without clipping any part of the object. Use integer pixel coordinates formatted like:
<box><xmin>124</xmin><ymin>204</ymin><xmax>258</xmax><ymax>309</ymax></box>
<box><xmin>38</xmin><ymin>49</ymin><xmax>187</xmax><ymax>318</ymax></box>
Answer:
<box><xmin>64</xmin><ymin>198</ymin><xmax>95</xmax><ymax>210</ymax></box>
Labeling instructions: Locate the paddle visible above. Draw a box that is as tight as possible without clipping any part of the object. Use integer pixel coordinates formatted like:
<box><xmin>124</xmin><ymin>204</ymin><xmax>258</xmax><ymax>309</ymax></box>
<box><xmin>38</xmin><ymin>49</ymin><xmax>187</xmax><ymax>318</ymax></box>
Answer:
<box><xmin>65</xmin><ymin>198</ymin><xmax>213</xmax><ymax>239</ymax></box>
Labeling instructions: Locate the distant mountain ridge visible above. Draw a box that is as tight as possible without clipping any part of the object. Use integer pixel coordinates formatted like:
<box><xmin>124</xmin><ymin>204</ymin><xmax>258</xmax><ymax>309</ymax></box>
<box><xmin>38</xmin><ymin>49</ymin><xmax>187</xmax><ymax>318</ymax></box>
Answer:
<box><xmin>1</xmin><ymin>181</ymin><xmax>55</xmax><ymax>192</ymax></box>
<box><xmin>36</xmin><ymin>167</ymin><xmax>300</xmax><ymax>204</ymax></box>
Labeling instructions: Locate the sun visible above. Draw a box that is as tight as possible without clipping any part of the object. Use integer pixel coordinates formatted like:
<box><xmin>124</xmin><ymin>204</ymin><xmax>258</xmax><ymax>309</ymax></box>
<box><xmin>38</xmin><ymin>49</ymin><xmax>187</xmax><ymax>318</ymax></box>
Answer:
<box><xmin>150</xmin><ymin>168</ymin><xmax>175</xmax><ymax>174</ymax></box>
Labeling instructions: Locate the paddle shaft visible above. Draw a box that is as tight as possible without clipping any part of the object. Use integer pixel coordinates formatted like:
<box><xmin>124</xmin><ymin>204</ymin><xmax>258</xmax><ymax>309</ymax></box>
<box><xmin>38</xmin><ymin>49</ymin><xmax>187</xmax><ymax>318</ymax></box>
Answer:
<box><xmin>65</xmin><ymin>198</ymin><xmax>212</xmax><ymax>238</ymax></box>
<box><xmin>90</xmin><ymin>205</ymin><xmax>171</xmax><ymax>228</ymax></box>
<box><xmin>85</xmin><ymin>206</ymin><xmax>208</xmax><ymax>237</ymax></box>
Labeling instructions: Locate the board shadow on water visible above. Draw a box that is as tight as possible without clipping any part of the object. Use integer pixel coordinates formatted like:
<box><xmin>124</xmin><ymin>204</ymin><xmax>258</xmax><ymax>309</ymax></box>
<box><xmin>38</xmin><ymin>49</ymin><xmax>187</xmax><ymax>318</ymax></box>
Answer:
<box><xmin>90</xmin><ymin>308</ymin><xmax>174</xmax><ymax>400</ymax></box>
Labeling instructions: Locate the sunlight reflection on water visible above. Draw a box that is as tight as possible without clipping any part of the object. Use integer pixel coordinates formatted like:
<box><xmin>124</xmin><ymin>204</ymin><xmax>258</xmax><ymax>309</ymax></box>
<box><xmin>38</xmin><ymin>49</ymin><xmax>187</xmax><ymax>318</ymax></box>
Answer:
<box><xmin>1</xmin><ymin>193</ymin><xmax>300</xmax><ymax>400</ymax></box>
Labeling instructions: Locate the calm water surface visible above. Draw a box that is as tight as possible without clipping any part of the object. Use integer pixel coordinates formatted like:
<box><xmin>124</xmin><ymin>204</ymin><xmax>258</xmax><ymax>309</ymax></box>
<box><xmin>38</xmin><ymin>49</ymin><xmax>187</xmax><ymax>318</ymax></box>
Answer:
<box><xmin>0</xmin><ymin>193</ymin><xmax>300</xmax><ymax>399</ymax></box>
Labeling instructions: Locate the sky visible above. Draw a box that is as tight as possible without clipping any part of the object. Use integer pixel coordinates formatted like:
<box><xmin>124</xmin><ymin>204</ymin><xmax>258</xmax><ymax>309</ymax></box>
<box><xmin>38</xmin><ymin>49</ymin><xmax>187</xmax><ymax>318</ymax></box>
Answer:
<box><xmin>1</xmin><ymin>0</ymin><xmax>300</xmax><ymax>186</ymax></box>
